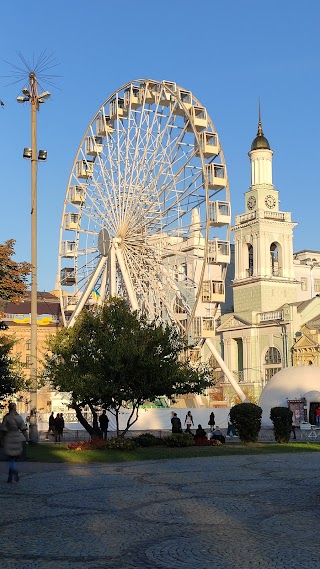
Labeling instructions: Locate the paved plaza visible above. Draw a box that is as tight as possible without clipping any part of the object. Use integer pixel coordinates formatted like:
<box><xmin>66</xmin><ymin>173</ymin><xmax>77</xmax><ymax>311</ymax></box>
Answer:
<box><xmin>0</xmin><ymin>452</ymin><xmax>319</xmax><ymax>569</ymax></box>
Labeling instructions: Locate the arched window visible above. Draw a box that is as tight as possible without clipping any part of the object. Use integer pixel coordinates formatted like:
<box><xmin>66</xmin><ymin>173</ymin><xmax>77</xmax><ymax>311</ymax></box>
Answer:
<box><xmin>270</xmin><ymin>243</ymin><xmax>279</xmax><ymax>275</ymax></box>
<box><xmin>264</xmin><ymin>347</ymin><xmax>282</xmax><ymax>382</ymax></box>
<box><xmin>247</xmin><ymin>244</ymin><xmax>253</xmax><ymax>277</ymax></box>
<box><xmin>177</xmin><ymin>263</ymin><xmax>187</xmax><ymax>282</ymax></box>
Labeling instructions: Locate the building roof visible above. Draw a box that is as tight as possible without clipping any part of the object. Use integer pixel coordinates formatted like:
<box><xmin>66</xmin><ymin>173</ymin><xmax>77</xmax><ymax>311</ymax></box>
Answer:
<box><xmin>3</xmin><ymin>291</ymin><xmax>61</xmax><ymax>326</ymax></box>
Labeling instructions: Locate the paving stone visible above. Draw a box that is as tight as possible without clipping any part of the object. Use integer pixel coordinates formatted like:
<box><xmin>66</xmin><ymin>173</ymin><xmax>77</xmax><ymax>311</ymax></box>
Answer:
<box><xmin>0</xmin><ymin>453</ymin><xmax>319</xmax><ymax>568</ymax></box>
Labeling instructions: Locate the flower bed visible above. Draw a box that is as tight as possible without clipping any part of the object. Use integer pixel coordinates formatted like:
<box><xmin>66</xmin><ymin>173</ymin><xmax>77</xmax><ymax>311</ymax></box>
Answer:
<box><xmin>67</xmin><ymin>437</ymin><xmax>138</xmax><ymax>451</ymax></box>
<box><xmin>67</xmin><ymin>439</ymin><xmax>107</xmax><ymax>451</ymax></box>
<box><xmin>194</xmin><ymin>437</ymin><xmax>222</xmax><ymax>446</ymax></box>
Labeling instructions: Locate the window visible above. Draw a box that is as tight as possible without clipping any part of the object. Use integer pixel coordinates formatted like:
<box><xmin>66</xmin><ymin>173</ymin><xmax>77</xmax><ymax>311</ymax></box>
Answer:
<box><xmin>270</xmin><ymin>243</ymin><xmax>279</xmax><ymax>275</ymax></box>
<box><xmin>265</xmin><ymin>367</ymin><xmax>281</xmax><ymax>382</ymax></box>
<box><xmin>177</xmin><ymin>263</ymin><xmax>187</xmax><ymax>282</ymax></box>
<box><xmin>301</xmin><ymin>277</ymin><xmax>308</xmax><ymax>291</ymax></box>
<box><xmin>26</xmin><ymin>339</ymin><xmax>31</xmax><ymax>350</ymax></box>
<box><xmin>264</xmin><ymin>347</ymin><xmax>282</xmax><ymax>383</ymax></box>
<box><xmin>314</xmin><ymin>279</ymin><xmax>320</xmax><ymax>293</ymax></box>
<box><xmin>265</xmin><ymin>347</ymin><xmax>281</xmax><ymax>365</ymax></box>
<box><xmin>26</xmin><ymin>355</ymin><xmax>32</xmax><ymax>368</ymax></box>
<box><xmin>248</xmin><ymin>244</ymin><xmax>253</xmax><ymax>277</ymax></box>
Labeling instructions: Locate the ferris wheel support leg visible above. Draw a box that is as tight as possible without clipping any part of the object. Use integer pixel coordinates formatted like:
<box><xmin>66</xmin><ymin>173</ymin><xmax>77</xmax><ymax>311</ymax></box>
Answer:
<box><xmin>114</xmin><ymin>244</ymin><xmax>139</xmax><ymax>311</ymax></box>
<box><xmin>98</xmin><ymin>262</ymin><xmax>108</xmax><ymax>306</ymax></box>
<box><xmin>205</xmin><ymin>338</ymin><xmax>249</xmax><ymax>403</ymax></box>
<box><xmin>109</xmin><ymin>245</ymin><xmax>117</xmax><ymax>297</ymax></box>
<box><xmin>68</xmin><ymin>256</ymin><xmax>107</xmax><ymax>328</ymax></box>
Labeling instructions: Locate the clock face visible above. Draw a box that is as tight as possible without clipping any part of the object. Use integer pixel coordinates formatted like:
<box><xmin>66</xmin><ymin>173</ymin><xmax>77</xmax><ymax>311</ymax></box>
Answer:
<box><xmin>265</xmin><ymin>195</ymin><xmax>276</xmax><ymax>209</ymax></box>
<box><xmin>247</xmin><ymin>196</ymin><xmax>256</xmax><ymax>210</ymax></box>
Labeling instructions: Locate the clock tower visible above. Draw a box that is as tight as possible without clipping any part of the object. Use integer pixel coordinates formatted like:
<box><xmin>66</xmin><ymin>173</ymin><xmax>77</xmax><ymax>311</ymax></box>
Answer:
<box><xmin>232</xmin><ymin>111</ymin><xmax>297</xmax><ymax>319</ymax></box>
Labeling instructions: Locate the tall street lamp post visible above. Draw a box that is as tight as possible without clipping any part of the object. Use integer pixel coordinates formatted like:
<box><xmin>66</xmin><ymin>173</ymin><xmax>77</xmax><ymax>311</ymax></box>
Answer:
<box><xmin>17</xmin><ymin>72</ymin><xmax>50</xmax><ymax>442</ymax></box>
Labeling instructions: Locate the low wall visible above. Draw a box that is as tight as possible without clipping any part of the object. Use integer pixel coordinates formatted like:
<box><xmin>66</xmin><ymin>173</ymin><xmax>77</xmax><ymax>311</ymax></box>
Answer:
<box><xmin>38</xmin><ymin>407</ymin><xmax>230</xmax><ymax>433</ymax></box>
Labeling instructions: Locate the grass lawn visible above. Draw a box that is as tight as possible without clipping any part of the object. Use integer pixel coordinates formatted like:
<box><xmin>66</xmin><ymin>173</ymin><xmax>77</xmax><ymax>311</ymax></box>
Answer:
<box><xmin>26</xmin><ymin>441</ymin><xmax>320</xmax><ymax>464</ymax></box>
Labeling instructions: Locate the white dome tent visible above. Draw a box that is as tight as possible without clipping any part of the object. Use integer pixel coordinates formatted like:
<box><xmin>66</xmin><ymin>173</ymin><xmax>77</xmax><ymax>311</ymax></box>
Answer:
<box><xmin>259</xmin><ymin>366</ymin><xmax>320</xmax><ymax>427</ymax></box>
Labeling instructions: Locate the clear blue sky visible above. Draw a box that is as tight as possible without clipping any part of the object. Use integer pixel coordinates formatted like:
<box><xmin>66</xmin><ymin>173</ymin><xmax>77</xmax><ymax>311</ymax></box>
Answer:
<box><xmin>0</xmin><ymin>0</ymin><xmax>319</xmax><ymax>291</ymax></box>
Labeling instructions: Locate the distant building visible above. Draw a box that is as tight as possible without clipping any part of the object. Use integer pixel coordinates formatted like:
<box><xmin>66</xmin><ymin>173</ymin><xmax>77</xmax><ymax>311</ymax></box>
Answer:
<box><xmin>1</xmin><ymin>291</ymin><xmax>62</xmax><ymax>416</ymax></box>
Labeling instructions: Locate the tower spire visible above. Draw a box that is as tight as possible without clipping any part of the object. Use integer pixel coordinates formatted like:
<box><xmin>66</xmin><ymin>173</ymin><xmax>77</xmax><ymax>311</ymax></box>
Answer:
<box><xmin>250</xmin><ymin>98</ymin><xmax>270</xmax><ymax>151</ymax></box>
<box><xmin>257</xmin><ymin>97</ymin><xmax>263</xmax><ymax>136</ymax></box>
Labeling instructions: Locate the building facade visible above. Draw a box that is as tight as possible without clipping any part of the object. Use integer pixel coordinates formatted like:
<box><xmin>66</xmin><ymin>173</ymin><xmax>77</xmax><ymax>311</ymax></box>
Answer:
<box><xmin>215</xmin><ymin>115</ymin><xmax>320</xmax><ymax>405</ymax></box>
<box><xmin>1</xmin><ymin>291</ymin><xmax>62</xmax><ymax>417</ymax></box>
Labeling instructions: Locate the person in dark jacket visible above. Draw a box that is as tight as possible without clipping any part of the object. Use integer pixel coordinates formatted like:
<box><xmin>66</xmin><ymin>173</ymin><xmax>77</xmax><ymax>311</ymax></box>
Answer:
<box><xmin>208</xmin><ymin>412</ymin><xmax>215</xmax><ymax>431</ymax></box>
<box><xmin>171</xmin><ymin>413</ymin><xmax>182</xmax><ymax>433</ymax></box>
<box><xmin>195</xmin><ymin>424</ymin><xmax>207</xmax><ymax>438</ymax></box>
<box><xmin>99</xmin><ymin>410</ymin><xmax>109</xmax><ymax>439</ymax></box>
<box><xmin>46</xmin><ymin>411</ymin><xmax>55</xmax><ymax>440</ymax></box>
<box><xmin>54</xmin><ymin>414</ymin><xmax>64</xmax><ymax>443</ymax></box>
<box><xmin>49</xmin><ymin>412</ymin><xmax>55</xmax><ymax>432</ymax></box>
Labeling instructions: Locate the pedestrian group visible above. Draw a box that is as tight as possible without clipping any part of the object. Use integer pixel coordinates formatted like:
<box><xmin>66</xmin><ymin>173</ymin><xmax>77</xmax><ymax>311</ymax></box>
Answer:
<box><xmin>47</xmin><ymin>412</ymin><xmax>65</xmax><ymax>443</ymax></box>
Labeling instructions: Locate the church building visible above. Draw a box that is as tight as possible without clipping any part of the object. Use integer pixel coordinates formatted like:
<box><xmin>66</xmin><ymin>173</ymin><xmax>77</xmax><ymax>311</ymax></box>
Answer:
<box><xmin>216</xmin><ymin>112</ymin><xmax>320</xmax><ymax>404</ymax></box>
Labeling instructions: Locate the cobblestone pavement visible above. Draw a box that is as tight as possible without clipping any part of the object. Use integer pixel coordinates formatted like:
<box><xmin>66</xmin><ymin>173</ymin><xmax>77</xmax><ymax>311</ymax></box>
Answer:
<box><xmin>0</xmin><ymin>453</ymin><xmax>319</xmax><ymax>569</ymax></box>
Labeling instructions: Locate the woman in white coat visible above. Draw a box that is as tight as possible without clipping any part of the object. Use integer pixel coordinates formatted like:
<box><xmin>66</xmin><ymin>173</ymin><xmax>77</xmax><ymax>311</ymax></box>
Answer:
<box><xmin>1</xmin><ymin>403</ymin><xmax>28</xmax><ymax>483</ymax></box>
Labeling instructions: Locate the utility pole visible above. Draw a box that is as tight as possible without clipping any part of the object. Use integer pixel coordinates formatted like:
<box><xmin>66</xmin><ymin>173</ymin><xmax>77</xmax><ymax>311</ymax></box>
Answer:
<box><xmin>17</xmin><ymin>73</ymin><xmax>50</xmax><ymax>442</ymax></box>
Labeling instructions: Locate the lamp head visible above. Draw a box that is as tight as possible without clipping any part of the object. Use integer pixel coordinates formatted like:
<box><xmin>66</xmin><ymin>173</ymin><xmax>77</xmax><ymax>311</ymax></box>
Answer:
<box><xmin>17</xmin><ymin>96</ymin><xmax>29</xmax><ymax>103</ymax></box>
<box><xmin>23</xmin><ymin>148</ymin><xmax>32</xmax><ymax>159</ymax></box>
<box><xmin>22</xmin><ymin>87</ymin><xmax>30</xmax><ymax>97</ymax></box>
<box><xmin>38</xmin><ymin>149</ymin><xmax>47</xmax><ymax>161</ymax></box>
<box><xmin>38</xmin><ymin>90</ymin><xmax>50</xmax><ymax>100</ymax></box>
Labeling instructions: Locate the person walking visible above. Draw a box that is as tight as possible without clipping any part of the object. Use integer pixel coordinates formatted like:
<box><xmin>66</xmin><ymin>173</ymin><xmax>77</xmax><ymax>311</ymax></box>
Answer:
<box><xmin>184</xmin><ymin>410</ymin><xmax>194</xmax><ymax>433</ymax></box>
<box><xmin>0</xmin><ymin>402</ymin><xmax>28</xmax><ymax>483</ymax></box>
<box><xmin>54</xmin><ymin>413</ymin><xmax>64</xmax><ymax>443</ymax></box>
<box><xmin>226</xmin><ymin>413</ymin><xmax>236</xmax><ymax>438</ymax></box>
<box><xmin>60</xmin><ymin>413</ymin><xmax>65</xmax><ymax>438</ymax></box>
<box><xmin>46</xmin><ymin>411</ymin><xmax>55</xmax><ymax>440</ymax></box>
<box><xmin>316</xmin><ymin>405</ymin><xmax>320</xmax><ymax>426</ymax></box>
<box><xmin>171</xmin><ymin>412</ymin><xmax>182</xmax><ymax>433</ymax></box>
<box><xmin>99</xmin><ymin>410</ymin><xmax>109</xmax><ymax>439</ymax></box>
<box><xmin>208</xmin><ymin>412</ymin><xmax>215</xmax><ymax>432</ymax></box>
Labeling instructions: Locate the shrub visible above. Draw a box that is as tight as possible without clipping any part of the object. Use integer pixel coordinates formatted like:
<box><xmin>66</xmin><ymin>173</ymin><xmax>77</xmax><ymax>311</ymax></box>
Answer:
<box><xmin>230</xmin><ymin>403</ymin><xmax>262</xmax><ymax>442</ymax></box>
<box><xmin>105</xmin><ymin>437</ymin><xmax>138</xmax><ymax>450</ymax></box>
<box><xmin>136</xmin><ymin>433</ymin><xmax>161</xmax><ymax>447</ymax></box>
<box><xmin>163</xmin><ymin>433</ymin><xmax>194</xmax><ymax>447</ymax></box>
<box><xmin>270</xmin><ymin>407</ymin><xmax>293</xmax><ymax>443</ymax></box>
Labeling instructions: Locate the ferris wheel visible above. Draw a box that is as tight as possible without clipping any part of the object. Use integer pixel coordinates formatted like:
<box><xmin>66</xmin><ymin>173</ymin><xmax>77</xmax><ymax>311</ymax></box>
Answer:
<box><xmin>58</xmin><ymin>79</ymin><xmax>231</xmax><ymax>342</ymax></box>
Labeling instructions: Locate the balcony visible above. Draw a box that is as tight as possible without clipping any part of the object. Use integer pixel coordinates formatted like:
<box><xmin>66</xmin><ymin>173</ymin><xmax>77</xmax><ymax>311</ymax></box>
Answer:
<box><xmin>259</xmin><ymin>310</ymin><xmax>284</xmax><ymax>322</ymax></box>
<box><xmin>232</xmin><ymin>371</ymin><xmax>245</xmax><ymax>383</ymax></box>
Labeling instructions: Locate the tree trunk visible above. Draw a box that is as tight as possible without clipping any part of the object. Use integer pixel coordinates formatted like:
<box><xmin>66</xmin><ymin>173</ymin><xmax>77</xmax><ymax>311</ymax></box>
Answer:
<box><xmin>73</xmin><ymin>403</ymin><xmax>99</xmax><ymax>438</ymax></box>
<box><xmin>87</xmin><ymin>401</ymin><xmax>101</xmax><ymax>438</ymax></box>
<box><xmin>121</xmin><ymin>405</ymin><xmax>139</xmax><ymax>437</ymax></box>
<box><xmin>115</xmin><ymin>408</ymin><xmax>120</xmax><ymax>437</ymax></box>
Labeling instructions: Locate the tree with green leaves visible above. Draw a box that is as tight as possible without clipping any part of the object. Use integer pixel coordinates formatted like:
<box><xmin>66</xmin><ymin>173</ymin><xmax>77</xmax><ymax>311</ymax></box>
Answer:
<box><xmin>44</xmin><ymin>298</ymin><xmax>211</xmax><ymax>437</ymax></box>
<box><xmin>0</xmin><ymin>334</ymin><xmax>26</xmax><ymax>408</ymax></box>
<box><xmin>0</xmin><ymin>240</ymin><xmax>30</xmax><ymax>406</ymax></box>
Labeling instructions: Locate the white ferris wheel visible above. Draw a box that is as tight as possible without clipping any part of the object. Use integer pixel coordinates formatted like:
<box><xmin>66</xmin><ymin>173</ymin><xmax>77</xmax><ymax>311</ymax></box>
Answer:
<box><xmin>58</xmin><ymin>79</ymin><xmax>232</xmax><ymax>348</ymax></box>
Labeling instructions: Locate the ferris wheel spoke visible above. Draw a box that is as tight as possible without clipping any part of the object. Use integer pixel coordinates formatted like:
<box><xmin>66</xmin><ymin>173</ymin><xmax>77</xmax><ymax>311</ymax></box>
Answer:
<box><xmin>123</xmin><ymin>245</ymin><xmax>181</xmax><ymax>326</ymax></box>
<box><xmin>113</xmin><ymin>241</ymin><xmax>138</xmax><ymax>310</ymax></box>
<box><xmin>68</xmin><ymin>255</ymin><xmax>107</xmax><ymax>327</ymax></box>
